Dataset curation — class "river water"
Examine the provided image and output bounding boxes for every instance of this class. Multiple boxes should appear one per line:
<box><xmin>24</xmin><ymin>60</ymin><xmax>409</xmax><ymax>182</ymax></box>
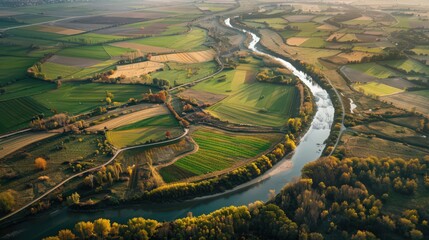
<box><xmin>1</xmin><ymin>18</ymin><xmax>335</xmax><ymax>240</ymax></box>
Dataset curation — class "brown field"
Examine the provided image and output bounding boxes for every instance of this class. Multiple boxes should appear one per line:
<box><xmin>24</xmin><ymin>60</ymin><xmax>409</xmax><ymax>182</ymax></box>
<box><xmin>0</xmin><ymin>10</ymin><xmax>19</xmax><ymax>17</ymax></box>
<box><xmin>340</xmin><ymin>66</ymin><xmax>375</xmax><ymax>83</ymax></box>
<box><xmin>325</xmin><ymin>51</ymin><xmax>373</xmax><ymax>65</ymax></box>
<box><xmin>33</xmin><ymin>25</ymin><xmax>84</xmax><ymax>35</ymax></box>
<box><xmin>326</xmin><ymin>33</ymin><xmax>345</xmax><ymax>42</ymax></box>
<box><xmin>376</xmin><ymin>78</ymin><xmax>420</xmax><ymax>89</ymax></box>
<box><xmin>110</xmin><ymin>42</ymin><xmax>174</xmax><ymax>54</ymax></box>
<box><xmin>0</xmin><ymin>132</ymin><xmax>57</xmax><ymax>159</ymax></box>
<box><xmin>284</xmin><ymin>15</ymin><xmax>315</xmax><ymax>22</ymax></box>
<box><xmin>341</xmin><ymin>132</ymin><xmax>429</xmax><ymax>159</ymax></box>
<box><xmin>54</xmin><ymin>21</ymin><xmax>108</xmax><ymax>31</ymax></box>
<box><xmin>363</xmin><ymin>31</ymin><xmax>385</xmax><ymax>36</ymax></box>
<box><xmin>86</xmin><ymin>105</ymin><xmax>169</xmax><ymax>131</ymax></box>
<box><xmin>111</xmin><ymin>61</ymin><xmax>165</xmax><ymax>79</ymax></box>
<box><xmin>355</xmin><ymin>34</ymin><xmax>381</xmax><ymax>42</ymax></box>
<box><xmin>317</xmin><ymin>24</ymin><xmax>338</xmax><ymax>30</ymax></box>
<box><xmin>150</xmin><ymin>49</ymin><xmax>216</xmax><ymax>63</ymax></box>
<box><xmin>352</xmin><ymin>121</ymin><xmax>418</xmax><ymax>139</ymax></box>
<box><xmin>381</xmin><ymin>92</ymin><xmax>429</xmax><ymax>117</ymax></box>
<box><xmin>47</xmin><ymin>55</ymin><xmax>102</xmax><ymax>67</ymax></box>
<box><xmin>286</xmin><ymin>37</ymin><xmax>309</xmax><ymax>46</ymax></box>
<box><xmin>178</xmin><ymin>89</ymin><xmax>227</xmax><ymax>105</ymax></box>
<box><xmin>109</xmin><ymin>12</ymin><xmax>167</xmax><ymax>19</ymax></box>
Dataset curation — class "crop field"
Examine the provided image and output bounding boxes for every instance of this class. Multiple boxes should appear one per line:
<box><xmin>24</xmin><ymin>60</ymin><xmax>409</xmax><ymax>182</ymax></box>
<box><xmin>342</xmin><ymin>16</ymin><xmax>373</xmax><ymax>25</ymax></box>
<box><xmin>352</xmin><ymin>45</ymin><xmax>384</xmax><ymax>54</ymax></box>
<box><xmin>346</xmin><ymin>63</ymin><xmax>400</xmax><ymax>79</ymax></box>
<box><xmin>111</xmin><ymin>61</ymin><xmax>165</xmax><ymax>79</ymax></box>
<box><xmin>131</xmin><ymin>28</ymin><xmax>208</xmax><ymax>51</ymax></box>
<box><xmin>0</xmin><ymin>56</ymin><xmax>38</xmax><ymax>84</ymax></box>
<box><xmin>196</xmin><ymin>3</ymin><xmax>234</xmax><ymax>12</ymax></box>
<box><xmin>159</xmin><ymin>128</ymin><xmax>280</xmax><ymax>183</ymax></box>
<box><xmin>150</xmin><ymin>49</ymin><xmax>216</xmax><ymax>64</ymax></box>
<box><xmin>289</xmin><ymin>22</ymin><xmax>330</xmax><ymax>37</ymax></box>
<box><xmin>57</xmin><ymin>46</ymin><xmax>111</xmax><ymax>60</ymax></box>
<box><xmin>40</xmin><ymin>62</ymin><xmax>82</xmax><ymax>80</ymax></box>
<box><xmin>284</xmin><ymin>15</ymin><xmax>315</xmax><ymax>22</ymax></box>
<box><xmin>353</xmin><ymin>82</ymin><xmax>404</xmax><ymax>96</ymax></box>
<box><xmin>299</xmin><ymin>37</ymin><xmax>326</xmax><ymax>48</ymax></box>
<box><xmin>0</xmin><ymin>132</ymin><xmax>57</xmax><ymax>159</ymax></box>
<box><xmin>87</xmin><ymin>105</ymin><xmax>169</xmax><ymax>132</ymax></box>
<box><xmin>208</xmin><ymin>83</ymin><xmax>300</xmax><ymax>127</ymax></box>
<box><xmin>151</xmin><ymin>61</ymin><xmax>217</xmax><ymax>85</ymax></box>
<box><xmin>0</xmin><ymin>97</ymin><xmax>51</xmax><ymax>133</ymax></box>
<box><xmin>71</xmin><ymin>60</ymin><xmax>117</xmax><ymax>79</ymax></box>
<box><xmin>384</xmin><ymin>59</ymin><xmax>429</xmax><ymax>75</ymax></box>
<box><xmin>61</xmin><ymin>33</ymin><xmax>127</xmax><ymax>44</ymax></box>
<box><xmin>324</xmin><ymin>51</ymin><xmax>373</xmax><ymax>65</ymax></box>
<box><xmin>0</xmin><ymin>79</ymin><xmax>54</xmax><ymax>101</ymax></box>
<box><xmin>107</xmin><ymin>126</ymin><xmax>183</xmax><ymax>148</ymax></box>
<box><xmin>286</xmin><ymin>37</ymin><xmax>309</xmax><ymax>46</ymax></box>
<box><xmin>249</xmin><ymin>18</ymin><xmax>288</xmax><ymax>29</ymax></box>
<box><xmin>412</xmin><ymin>46</ymin><xmax>429</xmax><ymax>55</ymax></box>
<box><xmin>110</xmin><ymin>42</ymin><xmax>174</xmax><ymax>54</ymax></box>
<box><xmin>32</xmin><ymin>82</ymin><xmax>153</xmax><ymax>115</ymax></box>
<box><xmin>30</xmin><ymin>25</ymin><xmax>84</xmax><ymax>35</ymax></box>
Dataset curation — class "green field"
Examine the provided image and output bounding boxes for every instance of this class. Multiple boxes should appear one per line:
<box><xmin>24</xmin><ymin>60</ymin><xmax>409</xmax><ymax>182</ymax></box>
<box><xmin>384</xmin><ymin>59</ymin><xmax>429</xmax><ymax>75</ymax></box>
<box><xmin>354</xmin><ymin>82</ymin><xmax>404</xmax><ymax>96</ymax></box>
<box><xmin>0</xmin><ymin>79</ymin><xmax>54</xmax><ymax>101</ymax></box>
<box><xmin>411</xmin><ymin>46</ymin><xmax>429</xmax><ymax>55</ymax></box>
<box><xmin>0</xmin><ymin>56</ymin><xmax>37</xmax><ymax>84</ymax></box>
<box><xmin>289</xmin><ymin>22</ymin><xmax>329</xmax><ymax>37</ymax></box>
<box><xmin>57</xmin><ymin>46</ymin><xmax>112</xmax><ymax>60</ymax></box>
<box><xmin>347</xmin><ymin>63</ymin><xmax>400</xmax><ymax>79</ymax></box>
<box><xmin>0</xmin><ymin>96</ymin><xmax>51</xmax><ymax>133</ymax></box>
<box><xmin>151</xmin><ymin>61</ymin><xmax>217</xmax><ymax>85</ymax></box>
<box><xmin>32</xmin><ymin>82</ymin><xmax>153</xmax><ymax>115</ymax></box>
<box><xmin>300</xmin><ymin>37</ymin><xmax>326</xmax><ymax>48</ymax></box>
<box><xmin>41</xmin><ymin>62</ymin><xmax>82</xmax><ymax>80</ymax></box>
<box><xmin>159</xmin><ymin>128</ymin><xmax>279</xmax><ymax>182</ymax></box>
<box><xmin>71</xmin><ymin>60</ymin><xmax>117</xmax><ymax>79</ymax></box>
<box><xmin>352</xmin><ymin>45</ymin><xmax>384</xmax><ymax>54</ymax></box>
<box><xmin>107</xmin><ymin>114</ymin><xmax>182</xmax><ymax>148</ymax></box>
<box><xmin>131</xmin><ymin>28</ymin><xmax>208</xmax><ymax>51</ymax></box>
<box><xmin>250</xmin><ymin>18</ymin><xmax>288</xmax><ymax>29</ymax></box>
<box><xmin>208</xmin><ymin>83</ymin><xmax>299</xmax><ymax>127</ymax></box>
<box><xmin>61</xmin><ymin>33</ymin><xmax>126</xmax><ymax>44</ymax></box>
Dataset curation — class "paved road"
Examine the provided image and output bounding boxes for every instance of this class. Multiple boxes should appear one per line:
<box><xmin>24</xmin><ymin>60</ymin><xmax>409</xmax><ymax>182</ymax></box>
<box><xmin>0</xmin><ymin>128</ymin><xmax>189</xmax><ymax>223</ymax></box>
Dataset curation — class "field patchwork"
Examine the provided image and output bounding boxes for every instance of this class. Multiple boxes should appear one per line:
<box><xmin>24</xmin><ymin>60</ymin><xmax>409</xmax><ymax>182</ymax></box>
<box><xmin>150</xmin><ymin>49</ymin><xmax>216</xmax><ymax>64</ymax></box>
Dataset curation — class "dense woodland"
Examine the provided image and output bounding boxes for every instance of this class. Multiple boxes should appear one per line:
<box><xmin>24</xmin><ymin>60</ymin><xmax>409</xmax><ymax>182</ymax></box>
<box><xmin>45</xmin><ymin>155</ymin><xmax>429</xmax><ymax>239</ymax></box>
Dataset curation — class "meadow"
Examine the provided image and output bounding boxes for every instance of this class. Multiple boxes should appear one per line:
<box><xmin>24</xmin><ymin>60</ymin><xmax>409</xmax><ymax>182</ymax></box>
<box><xmin>0</xmin><ymin>56</ymin><xmax>38</xmax><ymax>84</ymax></box>
<box><xmin>384</xmin><ymin>59</ymin><xmax>429</xmax><ymax>75</ymax></box>
<box><xmin>131</xmin><ymin>28</ymin><xmax>208</xmax><ymax>51</ymax></box>
<box><xmin>346</xmin><ymin>63</ymin><xmax>400</xmax><ymax>79</ymax></box>
<box><xmin>159</xmin><ymin>128</ymin><xmax>280</xmax><ymax>183</ymax></box>
<box><xmin>57</xmin><ymin>46</ymin><xmax>113</xmax><ymax>60</ymax></box>
<box><xmin>249</xmin><ymin>18</ymin><xmax>288</xmax><ymax>29</ymax></box>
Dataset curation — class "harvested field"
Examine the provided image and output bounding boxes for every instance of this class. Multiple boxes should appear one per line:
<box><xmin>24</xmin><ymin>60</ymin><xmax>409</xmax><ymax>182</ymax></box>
<box><xmin>110</xmin><ymin>42</ymin><xmax>174</xmax><ymax>54</ymax></box>
<box><xmin>178</xmin><ymin>89</ymin><xmax>227</xmax><ymax>105</ymax></box>
<box><xmin>284</xmin><ymin>15</ymin><xmax>315</xmax><ymax>22</ymax></box>
<box><xmin>376</xmin><ymin>78</ymin><xmax>420</xmax><ymax>90</ymax></box>
<box><xmin>317</xmin><ymin>24</ymin><xmax>338</xmax><ymax>31</ymax></box>
<box><xmin>33</xmin><ymin>25</ymin><xmax>84</xmax><ymax>35</ymax></box>
<box><xmin>325</xmin><ymin>51</ymin><xmax>373</xmax><ymax>65</ymax></box>
<box><xmin>355</xmin><ymin>34</ymin><xmax>380</xmax><ymax>42</ymax></box>
<box><xmin>111</xmin><ymin>61</ymin><xmax>165</xmax><ymax>79</ymax></box>
<box><xmin>72</xmin><ymin>16</ymin><xmax>147</xmax><ymax>25</ymax></box>
<box><xmin>46</xmin><ymin>55</ymin><xmax>102</xmax><ymax>68</ymax></box>
<box><xmin>150</xmin><ymin>49</ymin><xmax>216</xmax><ymax>63</ymax></box>
<box><xmin>86</xmin><ymin>105</ymin><xmax>168</xmax><ymax>131</ymax></box>
<box><xmin>381</xmin><ymin>91</ymin><xmax>429</xmax><ymax>116</ymax></box>
<box><xmin>109</xmin><ymin>12</ymin><xmax>167</xmax><ymax>19</ymax></box>
<box><xmin>286</xmin><ymin>37</ymin><xmax>309</xmax><ymax>46</ymax></box>
<box><xmin>0</xmin><ymin>132</ymin><xmax>57</xmax><ymax>159</ymax></box>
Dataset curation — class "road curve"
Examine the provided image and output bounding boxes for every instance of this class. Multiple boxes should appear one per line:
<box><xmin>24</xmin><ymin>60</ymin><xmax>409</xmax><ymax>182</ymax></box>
<box><xmin>0</xmin><ymin>128</ymin><xmax>189</xmax><ymax>223</ymax></box>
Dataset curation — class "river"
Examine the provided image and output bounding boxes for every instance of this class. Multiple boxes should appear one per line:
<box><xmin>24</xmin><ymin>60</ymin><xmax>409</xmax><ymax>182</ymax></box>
<box><xmin>0</xmin><ymin>18</ymin><xmax>334</xmax><ymax>240</ymax></box>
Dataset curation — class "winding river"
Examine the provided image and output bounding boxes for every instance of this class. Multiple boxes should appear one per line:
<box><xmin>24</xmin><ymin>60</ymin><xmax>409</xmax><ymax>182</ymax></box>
<box><xmin>0</xmin><ymin>18</ymin><xmax>334</xmax><ymax>240</ymax></box>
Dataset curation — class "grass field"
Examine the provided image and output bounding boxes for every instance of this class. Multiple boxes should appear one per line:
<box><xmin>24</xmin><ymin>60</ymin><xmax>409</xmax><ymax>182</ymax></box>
<box><xmin>208</xmin><ymin>83</ymin><xmax>300</xmax><ymax>127</ymax></box>
<box><xmin>0</xmin><ymin>79</ymin><xmax>54</xmax><ymax>101</ymax></box>
<box><xmin>249</xmin><ymin>18</ymin><xmax>288</xmax><ymax>29</ymax></box>
<box><xmin>347</xmin><ymin>63</ymin><xmax>400</xmax><ymax>79</ymax></box>
<box><xmin>41</xmin><ymin>62</ymin><xmax>82</xmax><ymax>80</ymax></box>
<box><xmin>32</xmin><ymin>82</ymin><xmax>153</xmax><ymax>115</ymax></box>
<box><xmin>411</xmin><ymin>46</ymin><xmax>429</xmax><ymax>55</ymax></box>
<box><xmin>299</xmin><ymin>37</ymin><xmax>326</xmax><ymax>48</ymax></box>
<box><xmin>384</xmin><ymin>59</ymin><xmax>429</xmax><ymax>75</ymax></box>
<box><xmin>131</xmin><ymin>28</ymin><xmax>208</xmax><ymax>51</ymax></box>
<box><xmin>57</xmin><ymin>46</ymin><xmax>112</xmax><ymax>60</ymax></box>
<box><xmin>0</xmin><ymin>56</ymin><xmax>37</xmax><ymax>84</ymax></box>
<box><xmin>159</xmin><ymin>128</ymin><xmax>279</xmax><ymax>182</ymax></box>
<box><xmin>151</xmin><ymin>61</ymin><xmax>217</xmax><ymax>85</ymax></box>
<box><xmin>353</xmin><ymin>82</ymin><xmax>404</xmax><ymax>96</ymax></box>
<box><xmin>0</xmin><ymin>96</ymin><xmax>51</xmax><ymax>133</ymax></box>
<box><xmin>106</xmin><ymin>114</ymin><xmax>181</xmax><ymax>148</ymax></box>
<box><xmin>61</xmin><ymin>33</ymin><xmax>126</xmax><ymax>44</ymax></box>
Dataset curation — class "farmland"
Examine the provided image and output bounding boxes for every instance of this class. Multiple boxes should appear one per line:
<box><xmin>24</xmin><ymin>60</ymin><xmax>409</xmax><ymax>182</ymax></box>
<box><xmin>150</xmin><ymin>49</ymin><xmax>216</xmax><ymax>64</ymax></box>
<box><xmin>159</xmin><ymin>127</ymin><xmax>281</xmax><ymax>183</ymax></box>
<box><xmin>151</xmin><ymin>61</ymin><xmax>218</xmax><ymax>85</ymax></box>
<box><xmin>353</xmin><ymin>82</ymin><xmax>404</xmax><ymax>96</ymax></box>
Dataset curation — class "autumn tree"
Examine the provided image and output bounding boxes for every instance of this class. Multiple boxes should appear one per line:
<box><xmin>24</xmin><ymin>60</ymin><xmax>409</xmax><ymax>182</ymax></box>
<box><xmin>57</xmin><ymin>229</ymin><xmax>75</xmax><ymax>240</ymax></box>
<box><xmin>94</xmin><ymin>218</ymin><xmax>111</xmax><ymax>238</ymax></box>
<box><xmin>0</xmin><ymin>190</ymin><xmax>15</xmax><ymax>213</ymax></box>
<box><xmin>75</xmin><ymin>221</ymin><xmax>94</xmax><ymax>239</ymax></box>
<box><xmin>35</xmin><ymin>157</ymin><xmax>47</xmax><ymax>171</ymax></box>
<box><xmin>67</xmin><ymin>192</ymin><xmax>80</xmax><ymax>205</ymax></box>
